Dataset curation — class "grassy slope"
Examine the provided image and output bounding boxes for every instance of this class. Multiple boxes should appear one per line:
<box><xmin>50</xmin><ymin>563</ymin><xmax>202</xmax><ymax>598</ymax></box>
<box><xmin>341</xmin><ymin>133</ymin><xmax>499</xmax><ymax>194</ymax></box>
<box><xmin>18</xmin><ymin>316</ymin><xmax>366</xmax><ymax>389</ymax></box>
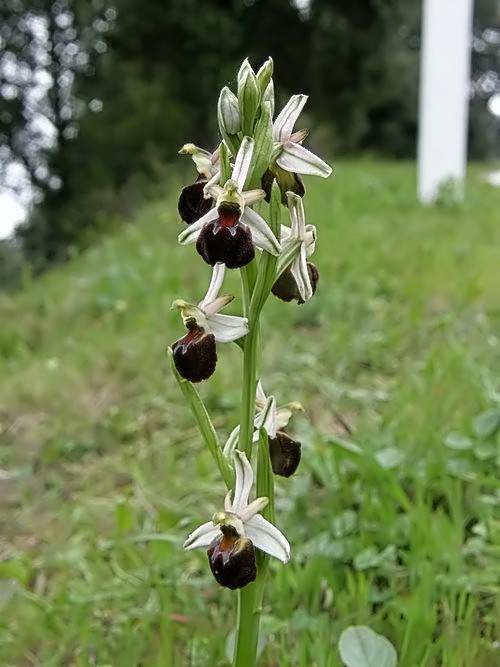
<box><xmin>0</xmin><ymin>161</ymin><xmax>499</xmax><ymax>666</ymax></box>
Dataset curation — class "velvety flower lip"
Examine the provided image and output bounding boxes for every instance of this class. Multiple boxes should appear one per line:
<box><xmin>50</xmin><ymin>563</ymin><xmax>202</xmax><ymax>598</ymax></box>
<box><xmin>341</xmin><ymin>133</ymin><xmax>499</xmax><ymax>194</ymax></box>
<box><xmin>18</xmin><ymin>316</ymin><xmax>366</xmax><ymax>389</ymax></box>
<box><xmin>272</xmin><ymin>94</ymin><xmax>332</xmax><ymax>178</ymax></box>
<box><xmin>183</xmin><ymin>450</ymin><xmax>290</xmax><ymax>563</ymax></box>
<box><xmin>178</xmin><ymin>138</ymin><xmax>281</xmax><ymax>257</ymax></box>
<box><xmin>279</xmin><ymin>192</ymin><xmax>317</xmax><ymax>303</ymax></box>
<box><xmin>172</xmin><ymin>264</ymin><xmax>248</xmax><ymax>344</ymax></box>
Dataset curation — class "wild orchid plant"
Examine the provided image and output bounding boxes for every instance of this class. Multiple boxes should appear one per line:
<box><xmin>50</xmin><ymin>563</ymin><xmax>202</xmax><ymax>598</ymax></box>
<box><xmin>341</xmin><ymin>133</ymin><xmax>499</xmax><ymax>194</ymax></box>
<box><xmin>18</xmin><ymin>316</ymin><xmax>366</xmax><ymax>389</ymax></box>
<box><xmin>169</xmin><ymin>57</ymin><xmax>331</xmax><ymax>666</ymax></box>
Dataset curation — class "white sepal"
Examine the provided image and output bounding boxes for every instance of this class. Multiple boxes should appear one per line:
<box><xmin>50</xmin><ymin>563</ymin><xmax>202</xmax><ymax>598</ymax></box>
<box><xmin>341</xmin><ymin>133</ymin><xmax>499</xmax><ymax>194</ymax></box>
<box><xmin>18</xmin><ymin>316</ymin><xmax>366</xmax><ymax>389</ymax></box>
<box><xmin>278</xmin><ymin>141</ymin><xmax>333</xmax><ymax>177</ymax></box>
<box><xmin>199</xmin><ymin>264</ymin><xmax>226</xmax><ymax>310</ymax></box>
<box><xmin>208</xmin><ymin>313</ymin><xmax>249</xmax><ymax>343</ymax></box>
<box><xmin>232</xmin><ymin>137</ymin><xmax>255</xmax><ymax>192</ymax></box>
<box><xmin>254</xmin><ymin>394</ymin><xmax>278</xmax><ymax>438</ymax></box>
<box><xmin>178</xmin><ymin>208</ymin><xmax>217</xmax><ymax>246</ymax></box>
<box><xmin>183</xmin><ymin>521</ymin><xmax>220</xmax><ymax>550</ymax></box>
<box><xmin>231</xmin><ymin>449</ymin><xmax>254</xmax><ymax>510</ymax></box>
<box><xmin>242</xmin><ymin>207</ymin><xmax>281</xmax><ymax>256</ymax></box>
<box><xmin>273</xmin><ymin>94</ymin><xmax>308</xmax><ymax>144</ymax></box>
<box><xmin>245</xmin><ymin>513</ymin><xmax>290</xmax><ymax>563</ymax></box>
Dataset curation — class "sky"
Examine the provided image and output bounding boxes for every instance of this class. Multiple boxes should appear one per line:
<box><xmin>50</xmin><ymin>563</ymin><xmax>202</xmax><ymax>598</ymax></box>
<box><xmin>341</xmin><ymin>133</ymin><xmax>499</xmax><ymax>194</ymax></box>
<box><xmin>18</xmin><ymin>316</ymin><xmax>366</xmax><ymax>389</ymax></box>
<box><xmin>0</xmin><ymin>193</ymin><xmax>26</xmax><ymax>239</ymax></box>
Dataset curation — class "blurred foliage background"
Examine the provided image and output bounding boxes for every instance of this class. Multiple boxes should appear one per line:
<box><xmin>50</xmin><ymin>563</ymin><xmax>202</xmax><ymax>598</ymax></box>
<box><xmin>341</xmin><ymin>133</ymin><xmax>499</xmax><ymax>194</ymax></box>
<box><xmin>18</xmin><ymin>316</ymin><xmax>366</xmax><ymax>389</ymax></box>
<box><xmin>0</xmin><ymin>0</ymin><xmax>499</xmax><ymax>278</ymax></box>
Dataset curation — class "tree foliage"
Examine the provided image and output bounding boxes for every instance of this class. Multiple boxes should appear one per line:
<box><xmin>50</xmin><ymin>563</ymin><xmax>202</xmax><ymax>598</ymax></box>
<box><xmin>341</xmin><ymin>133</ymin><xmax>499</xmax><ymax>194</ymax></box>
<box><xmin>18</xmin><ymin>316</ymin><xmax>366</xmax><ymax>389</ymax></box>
<box><xmin>0</xmin><ymin>0</ymin><xmax>498</xmax><ymax>274</ymax></box>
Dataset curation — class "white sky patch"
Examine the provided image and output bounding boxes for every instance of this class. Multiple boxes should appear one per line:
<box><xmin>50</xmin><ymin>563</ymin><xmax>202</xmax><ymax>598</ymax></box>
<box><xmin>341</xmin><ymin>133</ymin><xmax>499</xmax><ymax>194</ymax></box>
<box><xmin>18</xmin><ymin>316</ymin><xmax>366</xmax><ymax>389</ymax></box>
<box><xmin>0</xmin><ymin>192</ymin><xmax>26</xmax><ymax>239</ymax></box>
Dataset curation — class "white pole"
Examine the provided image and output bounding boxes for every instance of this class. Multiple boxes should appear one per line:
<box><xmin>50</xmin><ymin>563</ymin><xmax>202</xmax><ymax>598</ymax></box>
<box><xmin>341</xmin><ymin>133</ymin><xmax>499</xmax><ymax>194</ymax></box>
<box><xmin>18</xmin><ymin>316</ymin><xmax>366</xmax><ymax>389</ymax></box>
<box><xmin>417</xmin><ymin>0</ymin><xmax>474</xmax><ymax>203</ymax></box>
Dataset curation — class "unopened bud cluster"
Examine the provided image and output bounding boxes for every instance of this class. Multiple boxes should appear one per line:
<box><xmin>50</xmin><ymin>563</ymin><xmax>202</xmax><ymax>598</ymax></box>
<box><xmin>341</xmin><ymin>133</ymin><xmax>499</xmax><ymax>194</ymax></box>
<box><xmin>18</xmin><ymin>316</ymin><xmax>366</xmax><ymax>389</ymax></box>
<box><xmin>170</xmin><ymin>58</ymin><xmax>332</xmax><ymax>590</ymax></box>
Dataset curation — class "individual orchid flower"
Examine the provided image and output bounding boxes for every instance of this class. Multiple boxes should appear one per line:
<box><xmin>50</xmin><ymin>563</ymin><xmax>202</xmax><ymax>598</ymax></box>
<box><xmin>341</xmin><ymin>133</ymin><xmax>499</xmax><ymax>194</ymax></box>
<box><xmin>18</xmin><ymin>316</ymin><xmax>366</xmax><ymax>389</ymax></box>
<box><xmin>223</xmin><ymin>382</ymin><xmax>302</xmax><ymax>477</ymax></box>
<box><xmin>177</xmin><ymin>144</ymin><xmax>221</xmax><ymax>225</ymax></box>
<box><xmin>178</xmin><ymin>137</ymin><xmax>281</xmax><ymax>269</ymax></box>
<box><xmin>184</xmin><ymin>449</ymin><xmax>290</xmax><ymax>589</ymax></box>
<box><xmin>262</xmin><ymin>94</ymin><xmax>332</xmax><ymax>204</ymax></box>
<box><xmin>254</xmin><ymin>382</ymin><xmax>302</xmax><ymax>477</ymax></box>
<box><xmin>272</xmin><ymin>192</ymin><xmax>319</xmax><ymax>304</ymax></box>
<box><xmin>272</xmin><ymin>95</ymin><xmax>332</xmax><ymax>178</ymax></box>
<box><xmin>171</xmin><ymin>264</ymin><xmax>248</xmax><ymax>382</ymax></box>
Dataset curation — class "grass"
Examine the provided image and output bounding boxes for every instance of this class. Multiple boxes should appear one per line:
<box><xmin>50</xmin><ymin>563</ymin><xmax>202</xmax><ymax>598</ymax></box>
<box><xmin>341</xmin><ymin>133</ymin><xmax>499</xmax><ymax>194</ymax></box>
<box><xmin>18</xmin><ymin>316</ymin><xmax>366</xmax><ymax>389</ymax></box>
<box><xmin>1</xmin><ymin>160</ymin><xmax>499</xmax><ymax>666</ymax></box>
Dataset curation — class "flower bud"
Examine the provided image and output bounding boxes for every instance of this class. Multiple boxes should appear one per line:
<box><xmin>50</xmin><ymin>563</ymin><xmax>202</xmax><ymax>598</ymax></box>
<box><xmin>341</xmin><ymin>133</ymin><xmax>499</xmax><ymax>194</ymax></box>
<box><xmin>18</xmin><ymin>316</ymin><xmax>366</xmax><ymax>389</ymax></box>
<box><xmin>272</xmin><ymin>262</ymin><xmax>319</xmax><ymax>304</ymax></box>
<box><xmin>256</xmin><ymin>58</ymin><xmax>273</xmax><ymax>101</ymax></box>
<box><xmin>251</xmin><ymin>101</ymin><xmax>274</xmax><ymax>183</ymax></box>
<box><xmin>269</xmin><ymin>431</ymin><xmax>301</xmax><ymax>477</ymax></box>
<box><xmin>218</xmin><ymin>86</ymin><xmax>241</xmax><ymax>135</ymax></box>
<box><xmin>262</xmin><ymin>79</ymin><xmax>275</xmax><ymax>117</ymax></box>
<box><xmin>178</xmin><ymin>178</ymin><xmax>213</xmax><ymax>225</ymax></box>
<box><xmin>207</xmin><ymin>526</ymin><xmax>257</xmax><ymax>589</ymax></box>
<box><xmin>237</xmin><ymin>58</ymin><xmax>259</xmax><ymax>136</ymax></box>
<box><xmin>196</xmin><ymin>202</ymin><xmax>255</xmax><ymax>269</ymax></box>
<box><xmin>171</xmin><ymin>327</ymin><xmax>217</xmax><ymax>383</ymax></box>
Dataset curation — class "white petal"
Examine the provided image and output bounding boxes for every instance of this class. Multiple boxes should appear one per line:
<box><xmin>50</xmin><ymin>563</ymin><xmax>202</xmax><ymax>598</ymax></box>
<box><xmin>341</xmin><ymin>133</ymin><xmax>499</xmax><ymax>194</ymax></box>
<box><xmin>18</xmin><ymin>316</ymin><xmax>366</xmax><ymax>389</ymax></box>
<box><xmin>239</xmin><ymin>497</ymin><xmax>268</xmax><ymax>522</ymax></box>
<box><xmin>279</xmin><ymin>224</ymin><xmax>292</xmax><ymax>245</ymax></box>
<box><xmin>276</xmin><ymin>403</ymin><xmax>301</xmax><ymax>430</ymax></box>
<box><xmin>242</xmin><ymin>207</ymin><xmax>281</xmax><ymax>256</ymax></box>
<box><xmin>199</xmin><ymin>264</ymin><xmax>225</xmax><ymax>310</ymax></box>
<box><xmin>286</xmin><ymin>191</ymin><xmax>305</xmax><ymax>238</ymax></box>
<box><xmin>224</xmin><ymin>490</ymin><xmax>233</xmax><ymax>512</ymax></box>
<box><xmin>255</xmin><ymin>380</ymin><xmax>267</xmax><ymax>403</ymax></box>
<box><xmin>303</xmin><ymin>224</ymin><xmax>317</xmax><ymax>257</ymax></box>
<box><xmin>208</xmin><ymin>313</ymin><xmax>249</xmax><ymax>343</ymax></box>
<box><xmin>242</xmin><ymin>188</ymin><xmax>266</xmax><ymax>206</ymax></box>
<box><xmin>204</xmin><ymin>294</ymin><xmax>233</xmax><ymax>317</ymax></box>
<box><xmin>178</xmin><ymin>207</ymin><xmax>218</xmax><ymax>245</ymax></box>
<box><xmin>273</xmin><ymin>94</ymin><xmax>308</xmax><ymax>143</ymax></box>
<box><xmin>254</xmin><ymin>395</ymin><xmax>277</xmax><ymax>438</ymax></box>
<box><xmin>232</xmin><ymin>137</ymin><xmax>254</xmax><ymax>192</ymax></box>
<box><xmin>245</xmin><ymin>514</ymin><xmax>290</xmax><ymax>563</ymax></box>
<box><xmin>277</xmin><ymin>142</ymin><xmax>332</xmax><ymax>177</ymax></box>
<box><xmin>223</xmin><ymin>426</ymin><xmax>240</xmax><ymax>459</ymax></box>
<box><xmin>231</xmin><ymin>450</ymin><xmax>254</xmax><ymax>511</ymax></box>
<box><xmin>183</xmin><ymin>521</ymin><xmax>219</xmax><ymax>550</ymax></box>
<box><xmin>291</xmin><ymin>245</ymin><xmax>312</xmax><ymax>302</ymax></box>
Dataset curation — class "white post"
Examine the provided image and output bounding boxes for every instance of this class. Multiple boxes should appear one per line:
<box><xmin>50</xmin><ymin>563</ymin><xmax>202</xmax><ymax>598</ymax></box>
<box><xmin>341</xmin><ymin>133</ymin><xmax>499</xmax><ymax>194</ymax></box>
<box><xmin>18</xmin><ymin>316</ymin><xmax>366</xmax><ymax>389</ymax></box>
<box><xmin>417</xmin><ymin>0</ymin><xmax>474</xmax><ymax>203</ymax></box>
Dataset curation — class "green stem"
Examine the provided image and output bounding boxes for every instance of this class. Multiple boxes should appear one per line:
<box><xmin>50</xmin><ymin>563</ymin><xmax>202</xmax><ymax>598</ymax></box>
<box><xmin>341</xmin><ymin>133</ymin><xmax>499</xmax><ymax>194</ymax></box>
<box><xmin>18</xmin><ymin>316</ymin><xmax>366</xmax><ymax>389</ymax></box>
<box><xmin>234</xmin><ymin>582</ymin><xmax>260</xmax><ymax>667</ymax></box>
<box><xmin>238</xmin><ymin>320</ymin><xmax>260</xmax><ymax>459</ymax></box>
<box><xmin>238</xmin><ymin>262</ymin><xmax>259</xmax><ymax>460</ymax></box>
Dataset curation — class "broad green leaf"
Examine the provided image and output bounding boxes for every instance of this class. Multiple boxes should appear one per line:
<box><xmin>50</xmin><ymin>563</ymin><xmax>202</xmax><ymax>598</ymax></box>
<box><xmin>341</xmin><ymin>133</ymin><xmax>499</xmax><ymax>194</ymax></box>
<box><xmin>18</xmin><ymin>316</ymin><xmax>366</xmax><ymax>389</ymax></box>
<box><xmin>339</xmin><ymin>625</ymin><xmax>397</xmax><ymax>667</ymax></box>
<box><xmin>472</xmin><ymin>408</ymin><xmax>500</xmax><ymax>439</ymax></box>
<box><xmin>443</xmin><ymin>432</ymin><xmax>473</xmax><ymax>450</ymax></box>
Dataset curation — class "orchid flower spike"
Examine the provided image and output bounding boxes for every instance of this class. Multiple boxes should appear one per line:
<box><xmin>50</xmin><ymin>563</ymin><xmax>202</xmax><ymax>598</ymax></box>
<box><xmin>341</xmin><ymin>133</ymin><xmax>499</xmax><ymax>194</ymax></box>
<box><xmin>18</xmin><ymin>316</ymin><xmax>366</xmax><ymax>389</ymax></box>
<box><xmin>170</xmin><ymin>264</ymin><xmax>248</xmax><ymax>382</ymax></box>
<box><xmin>178</xmin><ymin>137</ymin><xmax>281</xmax><ymax>268</ymax></box>
<box><xmin>273</xmin><ymin>192</ymin><xmax>319</xmax><ymax>304</ymax></box>
<box><xmin>184</xmin><ymin>450</ymin><xmax>290</xmax><ymax>588</ymax></box>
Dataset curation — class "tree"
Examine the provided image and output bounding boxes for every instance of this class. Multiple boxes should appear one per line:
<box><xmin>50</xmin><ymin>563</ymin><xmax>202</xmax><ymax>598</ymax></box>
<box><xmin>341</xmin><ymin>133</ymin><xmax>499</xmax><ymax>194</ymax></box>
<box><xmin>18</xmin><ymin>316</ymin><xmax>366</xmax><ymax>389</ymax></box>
<box><xmin>0</xmin><ymin>0</ymin><xmax>110</xmax><ymax>200</ymax></box>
